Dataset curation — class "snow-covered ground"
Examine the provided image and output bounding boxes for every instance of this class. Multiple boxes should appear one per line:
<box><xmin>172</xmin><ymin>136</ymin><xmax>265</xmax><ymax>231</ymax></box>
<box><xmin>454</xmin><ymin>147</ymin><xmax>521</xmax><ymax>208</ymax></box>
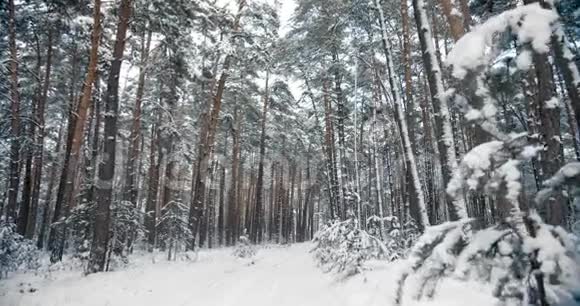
<box><xmin>0</xmin><ymin>243</ymin><xmax>495</xmax><ymax>306</ymax></box>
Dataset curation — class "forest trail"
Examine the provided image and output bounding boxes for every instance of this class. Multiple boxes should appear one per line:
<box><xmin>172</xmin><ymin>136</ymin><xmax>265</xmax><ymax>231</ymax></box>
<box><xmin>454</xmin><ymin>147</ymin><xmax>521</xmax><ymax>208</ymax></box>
<box><xmin>0</xmin><ymin>243</ymin><xmax>396</xmax><ymax>306</ymax></box>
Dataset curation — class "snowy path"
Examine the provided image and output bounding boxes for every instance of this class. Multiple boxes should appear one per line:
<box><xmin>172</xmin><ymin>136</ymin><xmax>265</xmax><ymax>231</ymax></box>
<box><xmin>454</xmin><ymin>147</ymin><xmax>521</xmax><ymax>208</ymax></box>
<box><xmin>0</xmin><ymin>243</ymin><xmax>495</xmax><ymax>306</ymax></box>
<box><xmin>0</xmin><ymin>243</ymin><xmax>393</xmax><ymax>306</ymax></box>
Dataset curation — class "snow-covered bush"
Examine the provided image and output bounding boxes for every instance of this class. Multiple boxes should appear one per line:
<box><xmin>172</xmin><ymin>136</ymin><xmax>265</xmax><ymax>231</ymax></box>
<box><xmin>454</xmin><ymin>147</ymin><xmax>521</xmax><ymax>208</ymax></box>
<box><xmin>157</xmin><ymin>200</ymin><xmax>192</xmax><ymax>261</ymax></box>
<box><xmin>395</xmin><ymin>217</ymin><xmax>580</xmax><ymax>305</ymax></box>
<box><xmin>312</xmin><ymin>218</ymin><xmax>393</xmax><ymax>277</ymax></box>
<box><xmin>394</xmin><ymin>3</ymin><xmax>580</xmax><ymax>305</ymax></box>
<box><xmin>366</xmin><ymin>215</ymin><xmax>414</xmax><ymax>257</ymax></box>
<box><xmin>233</xmin><ymin>230</ymin><xmax>256</xmax><ymax>259</ymax></box>
<box><xmin>110</xmin><ymin>200</ymin><xmax>146</xmax><ymax>256</ymax></box>
<box><xmin>0</xmin><ymin>221</ymin><xmax>40</xmax><ymax>279</ymax></box>
<box><xmin>65</xmin><ymin>202</ymin><xmax>94</xmax><ymax>257</ymax></box>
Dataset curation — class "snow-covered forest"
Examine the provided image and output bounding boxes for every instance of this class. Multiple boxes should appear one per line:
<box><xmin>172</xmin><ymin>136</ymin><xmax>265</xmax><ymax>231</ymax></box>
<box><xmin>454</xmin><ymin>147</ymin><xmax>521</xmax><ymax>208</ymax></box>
<box><xmin>1</xmin><ymin>0</ymin><xmax>580</xmax><ymax>304</ymax></box>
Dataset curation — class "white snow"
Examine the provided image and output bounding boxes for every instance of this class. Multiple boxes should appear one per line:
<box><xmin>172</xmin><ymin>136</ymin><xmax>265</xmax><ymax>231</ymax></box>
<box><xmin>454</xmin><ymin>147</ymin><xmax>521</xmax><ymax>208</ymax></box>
<box><xmin>447</xmin><ymin>141</ymin><xmax>504</xmax><ymax>196</ymax></box>
<box><xmin>0</xmin><ymin>243</ymin><xmax>499</xmax><ymax>306</ymax></box>
<box><xmin>516</xmin><ymin>50</ymin><xmax>532</xmax><ymax>71</ymax></box>
<box><xmin>545</xmin><ymin>97</ymin><xmax>560</xmax><ymax>109</ymax></box>
<box><xmin>520</xmin><ymin>145</ymin><xmax>543</xmax><ymax>159</ymax></box>
<box><xmin>446</xmin><ymin>3</ymin><xmax>558</xmax><ymax>78</ymax></box>
<box><xmin>497</xmin><ymin>159</ymin><xmax>521</xmax><ymax>204</ymax></box>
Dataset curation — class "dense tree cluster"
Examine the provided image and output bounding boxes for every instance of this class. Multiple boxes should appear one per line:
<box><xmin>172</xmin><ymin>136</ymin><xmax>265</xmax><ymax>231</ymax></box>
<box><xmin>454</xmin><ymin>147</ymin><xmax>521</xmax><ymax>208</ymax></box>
<box><xmin>1</xmin><ymin>1</ymin><xmax>579</xmax><ymax>302</ymax></box>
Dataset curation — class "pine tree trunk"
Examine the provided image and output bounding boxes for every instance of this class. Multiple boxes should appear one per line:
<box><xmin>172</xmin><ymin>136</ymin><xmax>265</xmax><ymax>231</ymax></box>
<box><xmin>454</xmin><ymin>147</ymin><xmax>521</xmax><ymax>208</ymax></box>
<box><xmin>227</xmin><ymin>106</ymin><xmax>242</xmax><ymax>245</ymax></box>
<box><xmin>83</xmin><ymin>70</ymin><xmax>101</xmax><ymax>207</ymax></box>
<box><xmin>370</xmin><ymin>77</ymin><xmax>386</xmax><ymax>237</ymax></box>
<box><xmin>523</xmin><ymin>72</ymin><xmax>542</xmax><ymax>192</ymax></box>
<box><xmin>268</xmin><ymin>162</ymin><xmax>276</xmax><ymax>241</ymax></box>
<box><xmin>89</xmin><ymin>0</ymin><xmax>132</xmax><ymax>273</ymax></box>
<box><xmin>552</xmin><ymin>30</ymin><xmax>580</xmax><ymax>132</ymax></box>
<box><xmin>401</xmin><ymin>0</ymin><xmax>418</xmax><ymax>155</ymax></box>
<box><xmin>18</xmin><ymin>35</ymin><xmax>44</xmax><ymax>237</ymax></box>
<box><xmin>162</xmin><ymin>46</ymin><xmax>180</xmax><ymax>216</ymax></box>
<box><xmin>218</xmin><ymin>165</ymin><xmax>225</xmax><ymax>246</ymax></box>
<box><xmin>6</xmin><ymin>0</ymin><xmax>21</xmax><ymax>222</ymax></box>
<box><xmin>29</xmin><ymin>29</ymin><xmax>53</xmax><ymax>239</ymax></box>
<box><xmin>436</xmin><ymin>0</ymin><xmax>465</xmax><ymax>41</ymax></box>
<box><xmin>323</xmin><ymin>79</ymin><xmax>340</xmax><ymax>220</ymax></box>
<box><xmin>410</xmin><ymin>0</ymin><xmax>467</xmax><ymax>221</ymax></box>
<box><xmin>37</xmin><ymin>122</ymin><xmax>64</xmax><ymax>249</ymax></box>
<box><xmin>252</xmin><ymin>72</ymin><xmax>269</xmax><ymax>243</ymax></box>
<box><xmin>377</xmin><ymin>0</ymin><xmax>430</xmax><ymax>229</ymax></box>
<box><xmin>146</xmin><ymin>121</ymin><xmax>160</xmax><ymax>251</ymax></box>
<box><xmin>332</xmin><ymin>50</ymin><xmax>348</xmax><ymax>219</ymax></box>
<box><xmin>532</xmin><ymin>51</ymin><xmax>566</xmax><ymax>226</ymax></box>
<box><xmin>125</xmin><ymin>29</ymin><xmax>152</xmax><ymax>207</ymax></box>
<box><xmin>190</xmin><ymin>0</ymin><xmax>246</xmax><ymax>249</ymax></box>
<box><xmin>49</xmin><ymin>0</ymin><xmax>101</xmax><ymax>263</ymax></box>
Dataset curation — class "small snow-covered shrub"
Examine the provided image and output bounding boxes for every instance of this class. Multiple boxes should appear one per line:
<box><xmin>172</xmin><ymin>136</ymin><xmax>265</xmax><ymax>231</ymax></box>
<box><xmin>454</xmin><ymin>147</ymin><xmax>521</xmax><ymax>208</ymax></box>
<box><xmin>0</xmin><ymin>221</ymin><xmax>40</xmax><ymax>279</ymax></box>
<box><xmin>395</xmin><ymin>216</ymin><xmax>580</xmax><ymax>305</ymax></box>
<box><xmin>157</xmin><ymin>201</ymin><xmax>192</xmax><ymax>261</ymax></box>
<box><xmin>110</xmin><ymin>200</ymin><xmax>146</xmax><ymax>256</ymax></box>
<box><xmin>63</xmin><ymin>202</ymin><xmax>95</xmax><ymax>255</ymax></box>
<box><xmin>366</xmin><ymin>215</ymin><xmax>413</xmax><ymax>258</ymax></box>
<box><xmin>312</xmin><ymin>218</ymin><xmax>392</xmax><ymax>276</ymax></box>
<box><xmin>233</xmin><ymin>231</ymin><xmax>256</xmax><ymax>259</ymax></box>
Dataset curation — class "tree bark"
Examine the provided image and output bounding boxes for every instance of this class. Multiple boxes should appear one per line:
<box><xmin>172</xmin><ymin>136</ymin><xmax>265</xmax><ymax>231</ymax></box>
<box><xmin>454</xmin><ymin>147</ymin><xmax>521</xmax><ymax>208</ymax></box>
<box><xmin>18</xmin><ymin>34</ymin><xmax>43</xmax><ymax>237</ymax></box>
<box><xmin>377</xmin><ymin>0</ymin><xmax>430</xmax><ymax>230</ymax></box>
<box><xmin>533</xmin><ymin>52</ymin><xmax>566</xmax><ymax>226</ymax></box>
<box><xmin>37</xmin><ymin>122</ymin><xmax>64</xmax><ymax>249</ymax></box>
<box><xmin>552</xmin><ymin>30</ymin><xmax>580</xmax><ymax>133</ymax></box>
<box><xmin>227</xmin><ymin>105</ymin><xmax>242</xmax><ymax>245</ymax></box>
<box><xmin>332</xmin><ymin>49</ymin><xmax>348</xmax><ymax>219</ymax></box>
<box><xmin>322</xmin><ymin>78</ymin><xmax>340</xmax><ymax>220</ymax></box>
<box><xmin>436</xmin><ymin>0</ymin><xmax>465</xmax><ymax>41</ymax></box>
<box><xmin>29</xmin><ymin>29</ymin><xmax>54</xmax><ymax>239</ymax></box>
<box><xmin>190</xmin><ymin>0</ymin><xmax>246</xmax><ymax>249</ymax></box>
<box><xmin>252</xmin><ymin>71</ymin><xmax>269</xmax><ymax>243</ymax></box>
<box><xmin>49</xmin><ymin>0</ymin><xmax>101</xmax><ymax>263</ymax></box>
<box><xmin>410</xmin><ymin>0</ymin><xmax>467</xmax><ymax>221</ymax></box>
<box><xmin>6</xmin><ymin>0</ymin><xmax>21</xmax><ymax>222</ymax></box>
<box><xmin>89</xmin><ymin>0</ymin><xmax>132</xmax><ymax>273</ymax></box>
<box><xmin>125</xmin><ymin>29</ymin><xmax>152</xmax><ymax>207</ymax></box>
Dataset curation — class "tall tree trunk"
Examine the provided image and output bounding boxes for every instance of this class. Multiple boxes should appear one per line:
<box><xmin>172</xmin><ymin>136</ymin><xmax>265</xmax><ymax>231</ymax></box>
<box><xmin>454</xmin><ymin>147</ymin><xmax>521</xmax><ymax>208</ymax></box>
<box><xmin>49</xmin><ymin>0</ymin><xmax>101</xmax><ymax>263</ymax></box>
<box><xmin>552</xmin><ymin>29</ymin><xmax>580</xmax><ymax>132</ymax></box>
<box><xmin>402</xmin><ymin>0</ymin><xmax>423</xmax><ymax>226</ymax></box>
<box><xmin>401</xmin><ymin>0</ymin><xmax>418</xmax><ymax>155</ymax></box>
<box><xmin>227</xmin><ymin>105</ymin><xmax>242</xmax><ymax>245</ymax></box>
<box><xmin>6</xmin><ymin>0</ymin><xmax>21</xmax><ymax>222</ymax></box>
<box><xmin>29</xmin><ymin>29</ymin><xmax>54</xmax><ymax>239</ymax></box>
<box><xmin>190</xmin><ymin>0</ymin><xmax>246</xmax><ymax>249</ymax></box>
<box><xmin>37</xmin><ymin>123</ymin><xmax>64</xmax><ymax>249</ymax></box>
<box><xmin>533</xmin><ymin>54</ymin><xmax>565</xmax><ymax>226</ymax></box>
<box><xmin>125</xmin><ymin>29</ymin><xmax>152</xmax><ymax>207</ymax></box>
<box><xmin>376</xmin><ymin>0</ymin><xmax>430</xmax><ymax>230</ymax></box>
<box><xmin>252</xmin><ymin>72</ymin><xmax>269</xmax><ymax>243</ymax></box>
<box><xmin>84</xmin><ymin>70</ymin><xmax>101</xmax><ymax>206</ymax></box>
<box><xmin>522</xmin><ymin>0</ymin><xmax>566</xmax><ymax>226</ymax></box>
<box><xmin>145</xmin><ymin>123</ymin><xmax>159</xmax><ymax>251</ymax></box>
<box><xmin>18</xmin><ymin>34</ymin><xmax>43</xmax><ymax>237</ymax></box>
<box><xmin>218</xmin><ymin>164</ymin><xmax>225</xmax><ymax>246</ymax></box>
<box><xmin>410</xmin><ymin>0</ymin><xmax>467</xmax><ymax>221</ymax></box>
<box><xmin>437</xmin><ymin>0</ymin><xmax>465</xmax><ymax>41</ymax></box>
<box><xmin>322</xmin><ymin>79</ymin><xmax>340</xmax><ymax>220</ymax></box>
<box><xmin>371</xmin><ymin>76</ymin><xmax>386</xmax><ymax>237</ymax></box>
<box><xmin>331</xmin><ymin>49</ymin><xmax>348</xmax><ymax>219</ymax></box>
<box><xmin>89</xmin><ymin>0</ymin><xmax>132</xmax><ymax>273</ymax></box>
<box><xmin>161</xmin><ymin>45</ymin><xmax>180</xmax><ymax>219</ymax></box>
